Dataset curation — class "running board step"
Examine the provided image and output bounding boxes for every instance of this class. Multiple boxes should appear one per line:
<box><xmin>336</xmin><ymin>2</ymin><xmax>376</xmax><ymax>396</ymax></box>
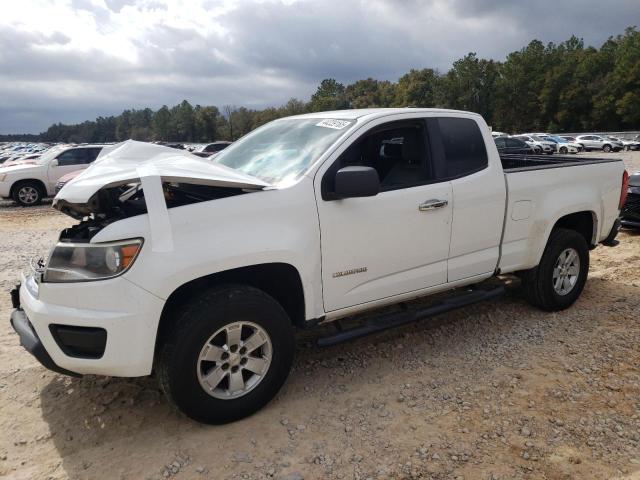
<box><xmin>316</xmin><ymin>285</ymin><xmax>505</xmax><ymax>347</ymax></box>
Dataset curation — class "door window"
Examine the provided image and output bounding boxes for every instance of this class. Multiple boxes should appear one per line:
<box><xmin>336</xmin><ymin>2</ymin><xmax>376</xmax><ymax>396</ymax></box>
<box><xmin>56</xmin><ymin>149</ymin><xmax>87</xmax><ymax>166</ymax></box>
<box><xmin>324</xmin><ymin>120</ymin><xmax>433</xmax><ymax>195</ymax></box>
<box><xmin>506</xmin><ymin>138</ymin><xmax>524</xmax><ymax>148</ymax></box>
<box><xmin>85</xmin><ymin>147</ymin><xmax>103</xmax><ymax>163</ymax></box>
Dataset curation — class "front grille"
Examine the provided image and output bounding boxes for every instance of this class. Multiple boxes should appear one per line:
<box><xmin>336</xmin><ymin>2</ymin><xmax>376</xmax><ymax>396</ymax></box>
<box><xmin>622</xmin><ymin>193</ymin><xmax>640</xmax><ymax>219</ymax></box>
<box><xmin>623</xmin><ymin>193</ymin><xmax>640</xmax><ymax>210</ymax></box>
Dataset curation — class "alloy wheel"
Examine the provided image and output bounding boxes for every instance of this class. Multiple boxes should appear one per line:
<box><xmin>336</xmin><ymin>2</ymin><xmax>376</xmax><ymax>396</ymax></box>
<box><xmin>17</xmin><ymin>186</ymin><xmax>39</xmax><ymax>205</ymax></box>
<box><xmin>552</xmin><ymin>248</ymin><xmax>580</xmax><ymax>296</ymax></box>
<box><xmin>197</xmin><ymin>321</ymin><xmax>272</xmax><ymax>400</ymax></box>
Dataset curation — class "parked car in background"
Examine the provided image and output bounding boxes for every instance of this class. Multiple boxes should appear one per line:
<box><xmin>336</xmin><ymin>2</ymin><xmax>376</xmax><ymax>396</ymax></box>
<box><xmin>199</xmin><ymin>141</ymin><xmax>232</xmax><ymax>155</ymax></box>
<box><xmin>513</xmin><ymin>135</ymin><xmax>555</xmax><ymax>154</ymax></box>
<box><xmin>542</xmin><ymin>135</ymin><xmax>581</xmax><ymax>154</ymax></box>
<box><xmin>575</xmin><ymin>135</ymin><xmax>623</xmax><ymax>152</ymax></box>
<box><xmin>491</xmin><ymin>131</ymin><xmax>508</xmax><ymax>138</ymax></box>
<box><xmin>54</xmin><ymin>170</ymin><xmax>82</xmax><ymax>194</ymax></box>
<box><xmin>0</xmin><ymin>144</ymin><xmax>104</xmax><ymax>206</ymax></box>
<box><xmin>621</xmin><ymin>171</ymin><xmax>640</xmax><ymax>229</ymax></box>
<box><xmin>606</xmin><ymin>136</ymin><xmax>640</xmax><ymax>151</ymax></box>
<box><xmin>494</xmin><ymin>136</ymin><xmax>533</xmax><ymax>154</ymax></box>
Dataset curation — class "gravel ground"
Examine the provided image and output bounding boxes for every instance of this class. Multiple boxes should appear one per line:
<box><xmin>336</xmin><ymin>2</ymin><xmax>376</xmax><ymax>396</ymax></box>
<box><xmin>1</xmin><ymin>151</ymin><xmax>639</xmax><ymax>480</ymax></box>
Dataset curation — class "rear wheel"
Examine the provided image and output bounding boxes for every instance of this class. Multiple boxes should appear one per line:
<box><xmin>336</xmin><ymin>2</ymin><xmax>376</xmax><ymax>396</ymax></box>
<box><xmin>157</xmin><ymin>284</ymin><xmax>294</xmax><ymax>424</ymax></box>
<box><xmin>559</xmin><ymin>146</ymin><xmax>568</xmax><ymax>154</ymax></box>
<box><xmin>521</xmin><ymin>228</ymin><xmax>589</xmax><ymax>311</ymax></box>
<box><xmin>603</xmin><ymin>144</ymin><xmax>612</xmax><ymax>152</ymax></box>
<box><xmin>12</xmin><ymin>181</ymin><xmax>43</xmax><ymax>206</ymax></box>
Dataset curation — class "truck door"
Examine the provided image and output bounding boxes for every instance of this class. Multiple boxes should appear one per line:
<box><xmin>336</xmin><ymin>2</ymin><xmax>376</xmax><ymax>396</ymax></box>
<box><xmin>431</xmin><ymin>117</ymin><xmax>506</xmax><ymax>282</ymax></box>
<box><xmin>314</xmin><ymin>118</ymin><xmax>453</xmax><ymax>312</ymax></box>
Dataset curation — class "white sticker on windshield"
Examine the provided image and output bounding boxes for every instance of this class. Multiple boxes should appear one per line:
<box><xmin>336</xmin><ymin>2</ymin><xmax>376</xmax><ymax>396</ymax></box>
<box><xmin>316</xmin><ymin>119</ymin><xmax>352</xmax><ymax>130</ymax></box>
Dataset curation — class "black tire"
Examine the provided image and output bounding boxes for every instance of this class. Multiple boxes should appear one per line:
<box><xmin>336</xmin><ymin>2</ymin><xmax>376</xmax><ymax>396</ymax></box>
<box><xmin>624</xmin><ymin>145</ymin><xmax>630</xmax><ymax>152</ymax></box>
<box><xmin>12</xmin><ymin>181</ymin><xmax>43</xmax><ymax>206</ymax></box>
<box><xmin>521</xmin><ymin>228</ymin><xmax>589</xmax><ymax>312</ymax></box>
<box><xmin>559</xmin><ymin>146</ymin><xmax>568</xmax><ymax>154</ymax></box>
<box><xmin>603</xmin><ymin>144</ymin><xmax>612</xmax><ymax>153</ymax></box>
<box><xmin>157</xmin><ymin>284</ymin><xmax>295</xmax><ymax>424</ymax></box>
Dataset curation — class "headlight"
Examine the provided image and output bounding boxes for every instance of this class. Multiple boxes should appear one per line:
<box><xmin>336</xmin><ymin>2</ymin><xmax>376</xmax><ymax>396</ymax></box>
<box><xmin>43</xmin><ymin>239</ymin><xmax>143</xmax><ymax>282</ymax></box>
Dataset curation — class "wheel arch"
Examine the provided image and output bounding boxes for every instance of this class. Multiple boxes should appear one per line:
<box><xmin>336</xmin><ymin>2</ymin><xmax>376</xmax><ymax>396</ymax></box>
<box><xmin>155</xmin><ymin>262</ymin><xmax>306</xmax><ymax>355</ymax></box>
<box><xmin>10</xmin><ymin>178</ymin><xmax>47</xmax><ymax>198</ymax></box>
<box><xmin>551</xmin><ymin>211</ymin><xmax>597</xmax><ymax>247</ymax></box>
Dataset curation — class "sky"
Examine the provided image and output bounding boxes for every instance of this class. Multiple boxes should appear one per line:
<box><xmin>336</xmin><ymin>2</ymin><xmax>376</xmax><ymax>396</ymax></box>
<box><xmin>1</xmin><ymin>0</ymin><xmax>638</xmax><ymax>134</ymax></box>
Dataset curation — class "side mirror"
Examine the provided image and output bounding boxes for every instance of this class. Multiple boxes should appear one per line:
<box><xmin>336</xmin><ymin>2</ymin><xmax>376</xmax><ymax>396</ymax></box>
<box><xmin>334</xmin><ymin>166</ymin><xmax>380</xmax><ymax>199</ymax></box>
<box><xmin>50</xmin><ymin>159</ymin><xmax>58</xmax><ymax>167</ymax></box>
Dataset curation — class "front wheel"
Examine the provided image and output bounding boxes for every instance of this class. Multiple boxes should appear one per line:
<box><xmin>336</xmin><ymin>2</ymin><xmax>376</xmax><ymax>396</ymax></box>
<box><xmin>521</xmin><ymin>228</ymin><xmax>589</xmax><ymax>311</ymax></box>
<box><xmin>559</xmin><ymin>147</ymin><xmax>568</xmax><ymax>154</ymax></box>
<box><xmin>157</xmin><ymin>285</ymin><xmax>295</xmax><ymax>424</ymax></box>
<box><xmin>12</xmin><ymin>181</ymin><xmax>43</xmax><ymax>206</ymax></box>
<box><xmin>603</xmin><ymin>144</ymin><xmax>612</xmax><ymax>152</ymax></box>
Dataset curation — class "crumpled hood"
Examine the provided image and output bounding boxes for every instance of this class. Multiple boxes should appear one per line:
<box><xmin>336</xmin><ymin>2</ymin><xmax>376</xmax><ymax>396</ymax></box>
<box><xmin>55</xmin><ymin>140</ymin><xmax>270</xmax><ymax>206</ymax></box>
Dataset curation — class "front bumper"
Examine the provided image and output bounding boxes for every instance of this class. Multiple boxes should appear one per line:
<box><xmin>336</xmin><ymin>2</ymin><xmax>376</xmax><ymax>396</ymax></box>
<box><xmin>0</xmin><ymin>181</ymin><xmax>11</xmax><ymax>198</ymax></box>
<box><xmin>10</xmin><ymin>306</ymin><xmax>80</xmax><ymax>377</ymax></box>
<box><xmin>621</xmin><ymin>192</ymin><xmax>640</xmax><ymax>229</ymax></box>
<box><xmin>11</xmin><ymin>273</ymin><xmax>165</xmax><ymax>377</ymax></box>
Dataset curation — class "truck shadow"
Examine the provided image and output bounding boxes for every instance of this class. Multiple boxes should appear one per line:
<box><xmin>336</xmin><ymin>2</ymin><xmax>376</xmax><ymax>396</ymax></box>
<box><xmin>37</xmin><ymin>276</ymin><xmax>639</xmax><ymax>477</ymax></box>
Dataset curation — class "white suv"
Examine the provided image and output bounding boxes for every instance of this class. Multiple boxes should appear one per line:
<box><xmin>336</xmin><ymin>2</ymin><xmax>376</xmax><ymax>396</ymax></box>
<box><xmin>0</xmin><ymin>145</ymin><xmax>104</xmax><ymax>206</ymax></box>
<box><xmin>575</xmin><ymin>135</ymin><xmax>623</xmax><ymax>152</ymax></box>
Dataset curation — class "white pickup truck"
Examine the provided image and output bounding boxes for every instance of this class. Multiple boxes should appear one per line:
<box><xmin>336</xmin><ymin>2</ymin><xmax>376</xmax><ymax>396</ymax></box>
<box><xmin>10</xmin><ymin>109</ymin><xmax>628</xmax><ymax>424</ymax></box>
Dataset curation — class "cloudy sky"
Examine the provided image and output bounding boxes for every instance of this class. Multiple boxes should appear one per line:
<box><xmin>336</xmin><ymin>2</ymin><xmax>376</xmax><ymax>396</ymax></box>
<box><xmin>1</xmin><ymin>0</ymin><xmax>638</xmax><ymax>134</ymax></box>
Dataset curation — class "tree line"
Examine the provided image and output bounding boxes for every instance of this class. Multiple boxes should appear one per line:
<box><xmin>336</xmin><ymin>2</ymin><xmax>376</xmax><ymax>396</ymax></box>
<box><xmin>3</xmin><ymin>27</ymin><xmax>638</xmax><ymax>143</ymax></box>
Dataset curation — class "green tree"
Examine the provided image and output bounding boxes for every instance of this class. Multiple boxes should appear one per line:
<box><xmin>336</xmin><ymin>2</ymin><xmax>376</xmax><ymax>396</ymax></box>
<box><xmin>394</xmin><ymin>68</ymin><xmax>440</xmax><ymax>107</ymax></box>
<box><xmin>439</xmin><ymin>54</ymin><xmax>498</xmax><ymax>123</ymax></box>
<box><xmin>346</xmin><ymin>78</ymin><xmax>395</xmax><ymax>108</ymax></box>
<box><xmin>193</xmin><ymin>105</ymin><xmax>220</xmax><ymax>141</ymax></box>
<box><xmin>152</xmin><ymin>106</ymin><xmax>172</xmax><ymax>141</ymax></box>
<box><xmin>171</xmin><ymin>100</ymin><xmax>195</xmax><ymax>141</ymax></box>
<box><xmin>310</xmin><ymin>79</ymin><xmax>348</xmax><ymax>112</ymax></box>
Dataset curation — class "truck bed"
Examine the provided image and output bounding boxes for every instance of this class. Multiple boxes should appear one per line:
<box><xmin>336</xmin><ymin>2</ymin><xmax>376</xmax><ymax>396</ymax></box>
<box><xmin>500</xmin><ymin>153</ymin><xmax>621</xmax><ymax>173</ymax></box>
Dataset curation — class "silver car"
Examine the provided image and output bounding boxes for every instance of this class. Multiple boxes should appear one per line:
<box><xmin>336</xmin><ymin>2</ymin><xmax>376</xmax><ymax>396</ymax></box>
<box><xmin>575</xmin><ymin>135</ymin><xmax>623</xmax><ymax>152</ymax></box>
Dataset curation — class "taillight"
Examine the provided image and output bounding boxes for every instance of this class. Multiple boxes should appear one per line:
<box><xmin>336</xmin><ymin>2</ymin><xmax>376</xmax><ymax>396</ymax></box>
<box><xmin>619</xmin><ymin>170</ymin><xmax>629</xmax><ymax>209</ymax></box>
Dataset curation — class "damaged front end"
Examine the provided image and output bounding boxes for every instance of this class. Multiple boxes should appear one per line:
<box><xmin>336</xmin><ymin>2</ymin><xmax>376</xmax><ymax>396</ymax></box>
<box><xmin>54</xmin><ymin>181</ymin><xmax>250</xmax><ymax>241</ymax></box>
<box><xmin>52</xmin><ymin>140</ymin><xmax>271</xmax><ymax>244</ymax></box>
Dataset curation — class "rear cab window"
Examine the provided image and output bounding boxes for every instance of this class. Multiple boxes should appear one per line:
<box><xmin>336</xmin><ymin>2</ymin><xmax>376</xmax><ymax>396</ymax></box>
<box><xmin>435</xmin><ymin>117</ymin><xmax>488</xmax><ymax>179</ymax></box>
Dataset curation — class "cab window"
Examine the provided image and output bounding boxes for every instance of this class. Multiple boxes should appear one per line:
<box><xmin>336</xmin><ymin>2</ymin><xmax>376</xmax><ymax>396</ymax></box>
<box><xmin>436</xmin><ymin>117</ymin><xmax>488</xmax><ymax>178</ymax></box>
<box><xmin>329</xmin><ymin>120</ymin><xmax>433</xmax><ymax>192</ymax></box>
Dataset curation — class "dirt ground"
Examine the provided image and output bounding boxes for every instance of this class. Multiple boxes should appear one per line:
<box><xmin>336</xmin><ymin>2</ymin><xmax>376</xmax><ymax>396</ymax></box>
<box><xmin>1</xmin><ymin>152</ymin><xmax>639</xmax><ymax>480</ymax></box>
